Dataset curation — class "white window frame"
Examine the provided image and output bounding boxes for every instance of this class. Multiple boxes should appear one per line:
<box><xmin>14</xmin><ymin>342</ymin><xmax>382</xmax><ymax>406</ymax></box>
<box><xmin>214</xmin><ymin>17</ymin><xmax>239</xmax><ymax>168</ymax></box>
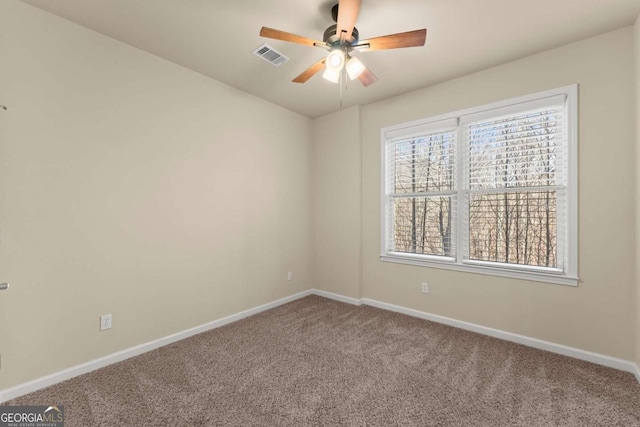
<box><xmin>380</xmin><ymin>85</ymin><xmax>579</xmax><ymax>286</ymax></box>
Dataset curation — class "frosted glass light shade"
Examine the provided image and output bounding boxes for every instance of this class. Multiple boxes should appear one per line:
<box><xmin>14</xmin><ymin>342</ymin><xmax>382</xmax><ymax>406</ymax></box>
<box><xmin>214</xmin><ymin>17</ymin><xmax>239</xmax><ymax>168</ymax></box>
<box><xmin>322</xmin><ymin>67</ymin><xmax>340</xmax><ymax>83</ymax></box>
<box><xmin>325</xmin><ymin>50</ymin><xmax>345</xmax><ymax>71</ymax></box>
<box><xmin>346</xmin><ymin>57</ymin><xmax>365</xmax><ymax>80</ymax></box>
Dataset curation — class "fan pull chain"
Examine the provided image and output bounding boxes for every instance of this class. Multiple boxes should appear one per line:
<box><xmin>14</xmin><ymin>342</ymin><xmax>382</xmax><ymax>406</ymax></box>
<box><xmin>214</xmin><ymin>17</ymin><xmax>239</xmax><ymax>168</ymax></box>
<box><xmin>339</xmin><ymin>68</ymin><xmax>344</xmax><ymax>108</ymax></box>
<box><xmin>344</xmin><ymin>66</ymin><xmax>349</xmax><ymax>91</ymax></box>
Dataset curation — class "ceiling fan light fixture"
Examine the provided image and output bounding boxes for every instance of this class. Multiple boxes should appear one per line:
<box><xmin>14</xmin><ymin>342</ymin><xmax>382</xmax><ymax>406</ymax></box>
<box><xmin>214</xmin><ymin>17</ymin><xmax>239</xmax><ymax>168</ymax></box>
<box><xmin>346</xmin><ymin>56</ymin><xmax>365</xmax><ymax>80</ymax></box>
<box><xmin>259</xmin><ymin>0</ymin><xmax>427</xmax><ymax>89</ymax></box>
<box><xmin>322</xmin><ymin>67</ymin><xmax>341</xmax><ymax>83</ymax></box>
<box><xmin>325</xmin><ymin>49</ymin><xmax>345</xmax><ymax>71</ymax></box>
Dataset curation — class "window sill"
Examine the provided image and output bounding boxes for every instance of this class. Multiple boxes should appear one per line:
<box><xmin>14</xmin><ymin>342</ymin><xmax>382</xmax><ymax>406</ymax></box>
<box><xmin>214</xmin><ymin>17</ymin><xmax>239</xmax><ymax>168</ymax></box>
<box><xmin>380</xmin><ymin>254</ymin><xmax>579</xmax><ymax>287</ymax></box>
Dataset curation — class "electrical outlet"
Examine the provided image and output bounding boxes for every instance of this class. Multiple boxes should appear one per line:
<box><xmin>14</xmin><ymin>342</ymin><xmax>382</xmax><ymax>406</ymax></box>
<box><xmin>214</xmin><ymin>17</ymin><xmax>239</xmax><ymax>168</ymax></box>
<box><xmin>100</xmin><ymin>314</ymin><xmax>112</xmax><ymax>331</ymax></box>
<box><xmin>287</xmin><ymin>271</ymin><xmax>293</xmax><ymax>281</ymax></box>
<box><xmin>421</xmin><ymin>282</ymin><xmax>429</xmax><ymax>294</ymax></box>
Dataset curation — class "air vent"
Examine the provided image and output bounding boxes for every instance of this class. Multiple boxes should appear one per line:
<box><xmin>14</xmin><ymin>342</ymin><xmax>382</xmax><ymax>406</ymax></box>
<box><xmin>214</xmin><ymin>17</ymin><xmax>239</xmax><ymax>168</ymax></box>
<box><xmin>252</xmin><ymin>44</ymin><xmax>289</xmax><ymax>67</ymax></box>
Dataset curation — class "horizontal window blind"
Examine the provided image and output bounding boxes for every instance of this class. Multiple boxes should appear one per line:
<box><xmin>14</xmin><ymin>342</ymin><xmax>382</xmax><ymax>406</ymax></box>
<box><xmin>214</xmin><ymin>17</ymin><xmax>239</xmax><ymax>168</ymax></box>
<box><xmin>464</xmin><ymin>105</ymin><xmax>566</xmax><ymax>190</ymax></box>
<box><xmin>462</xmin><ymin>102</ymin><xmax>567</xmax><ymax>270</ymax></box>
<box><xmin>390</xmin><ymin>133</ymin><xmax>456</xmax><ymax>194</ymax></box>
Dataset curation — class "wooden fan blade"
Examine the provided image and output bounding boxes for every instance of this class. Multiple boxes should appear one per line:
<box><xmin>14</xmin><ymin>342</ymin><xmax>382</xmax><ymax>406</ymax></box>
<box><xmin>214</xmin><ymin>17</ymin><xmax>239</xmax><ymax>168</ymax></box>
<box><xmin>358</xmin><ymin>67</ymin><xmax>378</xmax><ymax>87</ymax></box>
<box><xmin>292</xmin><ymin>58</ymin><xmax>326</xmax><ymax>83</ymax></box>
<box><xmin>260</xmin><ymin>27</ymin><xmax>323</xmax><ymax>47</ymax></box>
<box><xmin>359</xmin><ymin>29</ymin><xmax>427</xmax><ymax>51</ymax></box>
<box><xmin>336</xmin><ymin>0</ymin><xmax>362</xmax><ymax>42</ymax></box>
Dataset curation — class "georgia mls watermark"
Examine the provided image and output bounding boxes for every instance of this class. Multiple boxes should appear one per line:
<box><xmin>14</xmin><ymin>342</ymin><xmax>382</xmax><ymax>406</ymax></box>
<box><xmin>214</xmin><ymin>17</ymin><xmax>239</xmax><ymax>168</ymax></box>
<box><xmin>0</xmin><ymin>406</ymin><xmax>64</xmax><ymax>427</ymax></box>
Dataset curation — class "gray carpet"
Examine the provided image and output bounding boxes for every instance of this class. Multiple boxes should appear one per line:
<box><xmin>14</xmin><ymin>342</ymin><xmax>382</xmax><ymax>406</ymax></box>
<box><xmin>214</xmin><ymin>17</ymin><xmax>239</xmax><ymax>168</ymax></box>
<box><xmin>5</xmin><ymin>295</ymin><xmax>640</xmax><ymax>426</ymax></box>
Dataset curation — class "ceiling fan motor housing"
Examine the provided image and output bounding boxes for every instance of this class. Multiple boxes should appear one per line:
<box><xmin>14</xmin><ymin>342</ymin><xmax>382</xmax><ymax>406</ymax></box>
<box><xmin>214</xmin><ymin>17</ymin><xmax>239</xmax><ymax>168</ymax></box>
<box><xmin>323</xmin><ymin>24</ymin><xmax>360</xmax><ymax>47</ymax></box>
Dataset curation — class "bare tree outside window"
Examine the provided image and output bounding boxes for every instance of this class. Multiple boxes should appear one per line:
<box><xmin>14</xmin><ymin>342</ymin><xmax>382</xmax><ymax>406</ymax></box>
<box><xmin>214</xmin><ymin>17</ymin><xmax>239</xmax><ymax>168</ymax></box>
<box><xmin>391</xmin><ymin>133</ymin><xmax>455</xmax><ymax>257</ymax></box>
<box><xmin>466</xmin><ymin>109</ymin><xmax>560</xmax><ymax>268</ymax></box>
<box><xmin>386</xmin><ymin>107</ymin><xmax>564</xmax><ymax>270</ymax></box>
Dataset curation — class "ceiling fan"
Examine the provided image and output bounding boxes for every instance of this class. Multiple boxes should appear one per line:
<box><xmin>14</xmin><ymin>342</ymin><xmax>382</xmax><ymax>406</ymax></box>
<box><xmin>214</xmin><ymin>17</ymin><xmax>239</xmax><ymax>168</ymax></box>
<box><xmin>259</xmin><ymin>0</ymin><xmax>427</xmax><ymax>87</ymax></box>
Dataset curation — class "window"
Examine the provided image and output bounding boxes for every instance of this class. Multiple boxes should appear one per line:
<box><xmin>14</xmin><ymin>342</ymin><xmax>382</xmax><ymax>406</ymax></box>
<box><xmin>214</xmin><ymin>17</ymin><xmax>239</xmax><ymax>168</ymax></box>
<box><xmin>381</xmin><ymin>85</ymin><xmax>578</xmax><ymax>286</ymax></box>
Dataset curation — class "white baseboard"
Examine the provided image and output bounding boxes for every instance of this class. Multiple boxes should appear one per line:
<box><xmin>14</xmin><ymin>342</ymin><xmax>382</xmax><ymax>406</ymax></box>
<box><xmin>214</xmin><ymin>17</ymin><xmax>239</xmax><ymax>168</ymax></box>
<box><xmin>2</xmin><ymin>287</ymin><xmax>638</xmax><ymax>402</ymax></box>
<box><xmin>311</xmin><ymin>289</ymin><xmax>363</xmax><ymax>306</ymax></box>
<box><xmin>360</xmin><ymin>297</ymin><xmax>639</xmax><ymax>378</ymax></box>
<box><xmin>0</xmin><ymin>289</ymin><xmax>313</xmax><ymax>403</ymax></box>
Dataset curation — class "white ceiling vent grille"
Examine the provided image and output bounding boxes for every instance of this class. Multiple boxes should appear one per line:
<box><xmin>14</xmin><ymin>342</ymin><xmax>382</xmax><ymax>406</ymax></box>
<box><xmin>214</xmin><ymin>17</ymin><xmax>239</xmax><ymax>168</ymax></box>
<box><xmin>252</xmin><ymin>44</ymin><xmax>289</xmax><ymax>67</ymax></box>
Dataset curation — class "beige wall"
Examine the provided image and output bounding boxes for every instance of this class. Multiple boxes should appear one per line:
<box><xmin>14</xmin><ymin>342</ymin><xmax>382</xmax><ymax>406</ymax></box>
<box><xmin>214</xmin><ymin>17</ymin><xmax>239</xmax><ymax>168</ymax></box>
<box><xmin>635</xmin><ymin>15</ymin><xmax>640</xmax><ymax>368</ymax></box>
<box><xmin>312</xmin><ymin>106</ymin><xmax>362</xmax><ymax>298</ymax></box>
<box><xmin>310</xmin><ymin>28</ymin><xmax>637</xmax><ymax>360</ymax></box>
<box><xmin>0</xmin><ymin>1</ymin><xmax>312</xmax><ymax>389</ymax></box>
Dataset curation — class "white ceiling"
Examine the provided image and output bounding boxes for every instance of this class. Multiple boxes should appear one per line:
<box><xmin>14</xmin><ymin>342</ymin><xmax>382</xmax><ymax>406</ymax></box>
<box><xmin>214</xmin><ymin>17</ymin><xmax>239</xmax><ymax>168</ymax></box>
<box><xmin>19</xmin><ymin>0</ymin><xmax>640</xmax><ymax>118</ymax></box>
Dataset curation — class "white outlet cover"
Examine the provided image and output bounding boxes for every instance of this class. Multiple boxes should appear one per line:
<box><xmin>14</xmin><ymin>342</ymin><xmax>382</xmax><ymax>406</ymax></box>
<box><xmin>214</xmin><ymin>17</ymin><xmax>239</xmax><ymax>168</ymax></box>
<box><xmin>100</xmin><ymin>314</ymin><xmax>112</xmax><ymax>331</ymax></box>
<box><xmin>421</xmin><ymin>283</ymin><xmax>429</xmax><ymax>293</ymax></box>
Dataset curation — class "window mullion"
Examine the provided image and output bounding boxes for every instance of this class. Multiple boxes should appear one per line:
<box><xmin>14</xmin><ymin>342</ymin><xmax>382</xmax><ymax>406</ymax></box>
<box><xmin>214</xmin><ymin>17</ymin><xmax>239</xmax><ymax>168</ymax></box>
<box><xmin>456</xmin><ymin>124</ymin><xmax>466</xmax><ymax>265</ymax></box>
